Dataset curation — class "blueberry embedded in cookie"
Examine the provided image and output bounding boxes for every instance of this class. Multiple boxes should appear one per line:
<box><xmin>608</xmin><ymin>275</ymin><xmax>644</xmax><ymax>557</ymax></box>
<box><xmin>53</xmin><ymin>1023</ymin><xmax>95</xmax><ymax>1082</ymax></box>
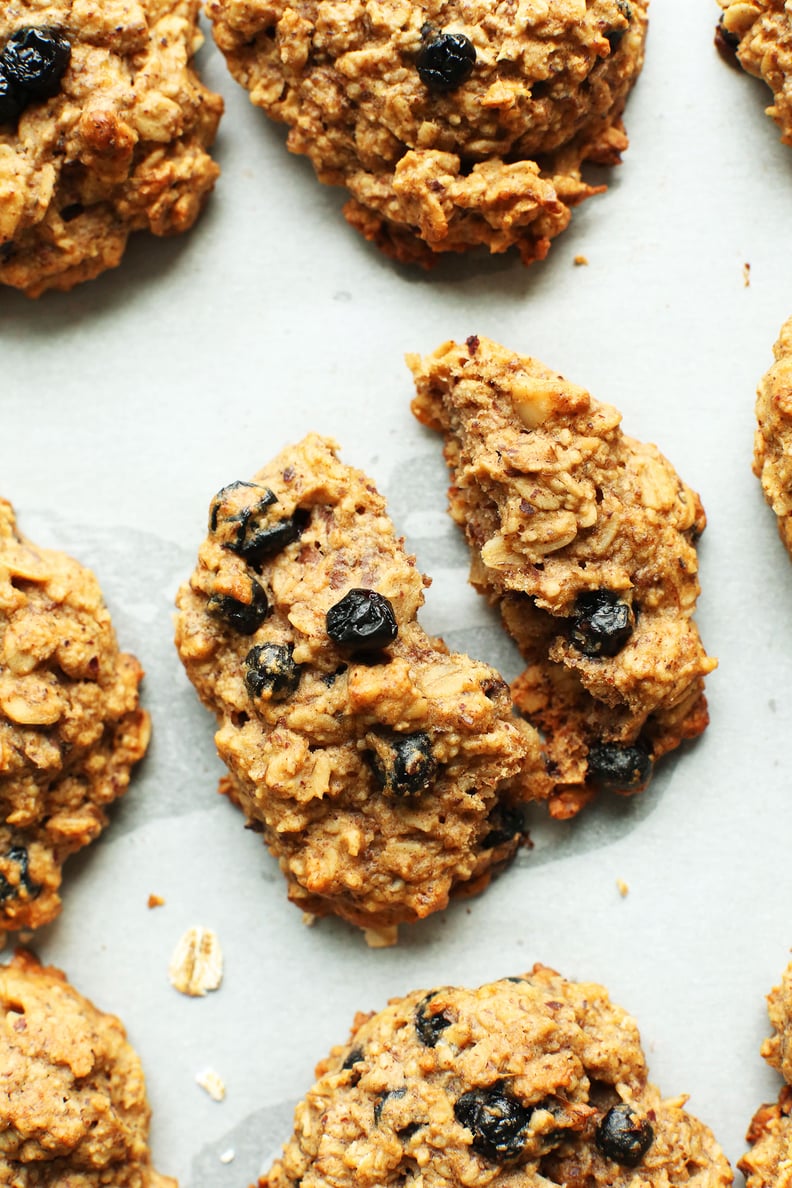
<box><xmin>206</xmin><ymin>0</ymin><xmax>648</xmax><ymax>267</ymax></box>
<box><xmin>409</xmin><ymin>336</ymin><xmax>716</xmax><ymax>819</ymax></box>
<box><xmin>174</xmin><ymin>434</ymin><xmax>547</xmax><ymax>939</ymax></box>
<box><xmin>255</xmin><ymin>965</ymin><xmax>733</xmax><ymax>1188</ymax></box>
<box><xmin>0</xmin><ymin>950</ymin><xmax>177</xmax><ymax>1187</ymax></box>
<box><xmin>0</xmin><ymin>1</ymin><xmax>224</xmax><ymax>297</ymax></box>
<box><xmin>0</xmin><ymin>498</ymin><xmax>150</xmax><ymax>932</ymax></box>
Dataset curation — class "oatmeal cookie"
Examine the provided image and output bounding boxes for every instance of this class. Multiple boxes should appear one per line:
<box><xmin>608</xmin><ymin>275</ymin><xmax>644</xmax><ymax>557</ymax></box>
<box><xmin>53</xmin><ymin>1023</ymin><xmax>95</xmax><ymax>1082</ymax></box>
<box><xmin>0</xmin><ymin>949</ymin><xmax>176</xmax><ymax>1186</ymax></box>
<box><xmin>753</xmin><ymin>318</ymin><xmax>792</xmax><ymax>556</ymax></box>
<box><xmin>739</xmin><ymin>959</ymin><xmax>792</xmax><ymax>1188</ymax></box>
<box><xmin>716</xmin><ymin>1</ymin><xmax>792</xmax><ymax>144</ymax></box>
<box><xmin>409</xmin><ymin>336</ymin><xmax>715</xmax><ymax>819</ymax></box>
<box><xmin>207</xmin><ymin>0</ymin><xmax>648</xmax><ymax>267</ymax></box>
<box><xmin>257</xmin><ymin>964</ymin><xmax>732</xmax><ymax>1188</ymax></box>
<box><xmin>0</xmin><ymin>0</ymin><xmax>223</xmax><ymax>298</ymax></box>
<box><xmin>174</xmin><ymin>433</ymin><xmax>545</xmax><ymax>940</ymax></box>
<box><xmin>0</xmin><ymin>498</ymin><xmax>150</xmax><ymax>932</ymax></box>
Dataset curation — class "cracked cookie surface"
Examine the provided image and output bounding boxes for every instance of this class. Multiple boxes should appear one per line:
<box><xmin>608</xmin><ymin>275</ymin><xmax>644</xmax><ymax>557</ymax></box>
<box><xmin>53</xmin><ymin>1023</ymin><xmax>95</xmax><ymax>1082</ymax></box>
<box><xmin>0</xmin><ymin>498</ymin><xmax>150</xmax><ymax>932</ymax></box>
<box><xmin>753</xmin><ymin>317</ymin><xmax>792</xmax><ymax>556</ymax></box>
<box><xmin>0</xmin><ymin>949</ymin><xmax>176</xmax><ymax>1187</ymax></box>
<box><xmin>0</xmin><ymin>0</ymin><xmax>223</xmax><ymax>297</ymax></box>
<box><xmin>174</xmin><ymin>433</ymin><xmax>545</xmax><ymax>941</ymax></box>
<box><xmin>207</xmin><ymin>0</ymin><xmax>647</xmax><ymax>267</ymax></box>
<box><xmin>717</xmin><ymin>1</ymin><xmax>792</xmax><ymax>144</ymax></box>
<box><xmin>739</xmin><ymin>959</ymin><xmax>792</xmax><ymax>1188</ymax></box>
<box><xmin>258</xmin><ymin>964</ymin><xmax>732</xmax><ymax>1188</ymax></box>
<box><xmin>409</xmin><ymin>336</ymin><xmax>715</xmax><ymax>819</ymax></box>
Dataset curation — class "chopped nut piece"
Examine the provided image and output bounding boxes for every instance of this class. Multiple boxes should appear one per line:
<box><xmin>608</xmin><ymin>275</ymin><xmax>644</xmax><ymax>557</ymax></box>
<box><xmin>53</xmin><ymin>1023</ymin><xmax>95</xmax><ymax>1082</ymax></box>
<box><xmin>168</xmin><ymin>927</ymin><xmax>223</xmax><ymax>997</ymax></box>
<box><xmin>196</xmin><ymin>1067</ymin><xmax>226</xmax><ymax>1101</ymax></box>
<box><xmin>574</xmin><ymin>254</ymin><xmax>589</xmax><ymax>266</ymax></box>
<box><xmin>364</xmin><ymin>924</ymin><xmax>398</xmax><ymax>948</ymax></box>
<box><xmin>616</xmin><ymin>879</ymin><xmax>629</xmax><ymax>897</ymax></box>
<box><xmin>147</xmin><ymin>894</ymin><xmax>165</xmax><ymax>909</ymax></box>
<box><xmin>301</xmin><ymin>912</ymin><xmax>317</xmax><ymax>928</ymax></box>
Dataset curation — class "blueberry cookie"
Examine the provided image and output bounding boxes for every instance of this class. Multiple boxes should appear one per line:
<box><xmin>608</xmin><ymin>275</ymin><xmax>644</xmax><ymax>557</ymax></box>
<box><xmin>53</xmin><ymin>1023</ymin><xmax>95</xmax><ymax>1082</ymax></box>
<box><xmin>207</xmin><ymin>0</ymin><xmax>648</xmax><ymax>267</ymax></box>
<box><xmin>0</xmin><ymin>499</ymin><xmax>150</xmax><ymax>931</ymax></box>
<box><xmin>717</xmin><ymin>2</ymin><xmax>792</xmax><ymax>144</ymax></box>
<box><xmin>0</xmin><ymin>0</ymin><xmax>223</xmax><ymax>297</ymax></box>
<box><xmin>739</xmin><ymin>959</ymin><xmax>792</xmax><ymax>1188</ymax></box>
<box><xmin>258</xmin><ymin>964</ymin><xmax>732</xmax><ymax>1188</ymax></box>
<box><xmin>0</xmin><ymin>949</ymin><xmax>176</xmax><ymax>1186</ymax></box>
<box><xmin>753</xmin><ymin>318</ymin><xmax>792</xmax><ymax>555</ymax></box>
<box><xmin>409</xmin><ymin>336</ymin><xmax>715</xmax><ymax>819</ymax></box>
<box><xmin>174</xmin><ymin>434</ymin><xmax>545</xmax><ymax>941</ymax></box>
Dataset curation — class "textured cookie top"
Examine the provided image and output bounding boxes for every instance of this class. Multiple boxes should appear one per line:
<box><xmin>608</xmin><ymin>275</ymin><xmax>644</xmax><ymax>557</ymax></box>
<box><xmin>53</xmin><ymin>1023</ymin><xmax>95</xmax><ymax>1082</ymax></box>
<box><xmin>0</xmin><ymin>950</ymin><xmax>176</xmax><ymax>1186</ymax></box>
<box><xmin>175</xmin><ymin>434</ymin><xmax>544</xmax><ymax>936</ymax></box>
<box><xmin>261</xmin><ymin>965</ymin><xmax>732</xmax><ymax>1188</ymax></box>
<box><xmin>0</xmin><ymin>498</ymin><xmax>149</xmax><ymax>931</ymax></box>
<box><xmin>753</xmin><ymin>317</ymin><xmax>792</xmax><ymax>555</ymax></box>
<box><xmin>207</xmin><ymin>0</ymin><xmax>647</xmax><ymax>264</ymax></box>
<box><xmin>718</xmin><ymin>1</ymin><xmax>792</xmax><ymax>144</ymax></box>
<box><xmin>0</xmin><ymin>0</ymin><xmax>223</xmax><ymax>295</ymax></box>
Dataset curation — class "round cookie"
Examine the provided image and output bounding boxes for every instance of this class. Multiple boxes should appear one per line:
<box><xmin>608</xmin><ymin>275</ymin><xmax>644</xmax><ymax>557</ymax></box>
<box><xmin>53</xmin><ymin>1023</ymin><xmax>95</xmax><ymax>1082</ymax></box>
<box><xmin>0</xmin><ymin>0</ymin><xmax>223</xmax><ymax>297</ymax></box>
<box><xmin>175</xmin><ymin>434</ymin><xmax>546</xmax><ymax>942</ymax></box>
<box><xmin>409</xmin><ymin>336</ymin><xmax>716</xmax><ymax>819</ymax></box>
<box><xmin>259</xmin><ymin>965</ymin><xmax>732</xmax><ymax>1188</ymax></box>
<box><xmin>753</xmin><ymin>317</ymin><xmax>792</xmax><ymax>555</ymax></box>
<box><xmin>0</xmin><ymin>498</ymin><xmax>150</xmax><ymax>932</ymax></box>
<box><xmin>739</xmin><ymin>959</ymin><xmax>792</xmax><ymax>1188</ymax></box>
<box><xmin>207</xmin><ymin>0</ymin><xmax>648</xmax><ymax>267</ymax></box>
<box><xmin>0</xmin><ymin>949</ymin><xmax>176</xmax><ymax>1186</ymax></box>
<box><xmin>717</xmin><ymin>1</ymin><xmax>792</xmax><ymax>144</ymax></box>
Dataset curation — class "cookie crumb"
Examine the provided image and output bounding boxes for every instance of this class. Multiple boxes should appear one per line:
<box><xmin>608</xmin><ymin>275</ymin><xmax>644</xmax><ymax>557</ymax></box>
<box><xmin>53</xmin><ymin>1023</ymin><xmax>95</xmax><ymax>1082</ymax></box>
<box><xmin>18</xmin><ymin>932</ymin><xmax>34</xmax><ymax>945</ymax></box>
<box><xmin>573</xmin><ymin>255</ymin><xmax>589</xmax><ymax>266</ymax></box>
<box><xmin>196</xmin><ymin>1068</ymin><xmax>226</xmax><ymax>1101</ymax></box>
<box><xmin>168</xmin><ymin>927</ymin><xmax>223</xmax><ymax>997</ymax></box>
<box><xmin>744</xmin><ymin>262</ymin><xmax>751</xmax><ymax>287</ymax></box>
<box><xmin>219</xmin><ymin>1148</ymin><xmax>235</xmax><ymax>1164</ymax></box>
<box><xmin>147</xmin><ymin>894</ymin><xmax>165</xmax><ymax>909</ymax></box>
<box><xmin>364</xmin><ymin>924</ymin><xmax>398</xmax><ymax>948</ymax></box>
<box><xmin>302</xmin><ymin>912</ymin><xmax>317</xmax><ymax>928</ymax></box>
<box><xmin>616</xmin><ymin>879</ymin><xmax>629</xmax><ymax>897</ymax></box>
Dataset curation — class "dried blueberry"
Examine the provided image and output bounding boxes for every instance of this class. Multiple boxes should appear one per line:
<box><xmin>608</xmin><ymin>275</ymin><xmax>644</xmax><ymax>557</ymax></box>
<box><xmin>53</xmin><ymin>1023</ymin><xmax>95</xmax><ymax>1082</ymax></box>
<box><xmin>326</xmin><ymin>589</ymin><xmax>398</xmax><ymax>652</ymax></box>
<box><xmin>374</xmin><ymin>1087</ymin><xmax>407</xmax><ymax>1125</ymax></box>
<box><xmin>605</xmin><ymin>0</ymin><xmax>632</xmax><ymax>49</ymax></box>
<box><xmin>207</xmin><ymin>580</ymin><xmax>268</xmax><ymax>635</ymax></box>
<box><xmin>596</xmin><ymin>1104</ymin><xmax>654</xmax><ymax>1166</ymax></box>
<box><xmin>454</xmin><ymin>1086</ymin><xmax>533</xmax><ymax>1161</ymax></box>
<box><xmin>417</xmin><ymin>29</ymin><xmax>476</xmax><ymax>92</ymax></box>
<box><xmin>369</xmin><ymin>731</ymin><xmax>436</xmax><ymax>796</ymax></box>
<box><xmin>415</xmin><ymin>992</ymin><xmax>452</xmax><ymax>1047</ymax></box>
<box><xmin>587</xmin><ymin>742</ymin><xmax>652</xmax><ymax>793</ymax></box>
<box><xmin>0</xmin><ymin>845</ymin><xmax>36</xmax><ymax>904</ymax></box>
<box><xmin>2</xmin><ymin>27</ymin><xmax>71</xmax><ymax>100</ymax></box>
<box><xmin>482</xmin><ymin>803</ymin><xmax>524</xmax><ymax>849</ymax></box>
<box><xmin>245</xmin><ymin>643</ymin><xmax>301</xmax><ymax>700</ymax></box>
<box><xmin>715</xmin><ymin>16</ymin><xmax>741</xmax><ymax>65</ymax></box>
<box><xmin>0</xmin><ymin>66</ymin><xmax>23</xmax><ymax>124</ymax></box>
<box><xmin>570</xmin><ymin>590</ymin><xmax>633</xmax><ymax>658</ymax></box>
<box><xmin>341</xmin><ymin>1047</ymin><xmax>364</xmax><ymax>1070</ymax></box>
<box><xmin>210</xmin><ymin>481</ymin><xmax>306</xmax><ymax>565</ymax></box>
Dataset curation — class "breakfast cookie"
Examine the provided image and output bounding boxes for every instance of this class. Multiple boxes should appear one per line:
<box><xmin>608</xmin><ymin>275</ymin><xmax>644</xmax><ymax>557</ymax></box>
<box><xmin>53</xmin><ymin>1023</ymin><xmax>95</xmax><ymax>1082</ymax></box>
<box><xmin>739</xmin><ymin>959</ymin><xmax>792</xmax><ymax>1188</ymax></box>
<box><xmin>753</xmin><ymin>317</ymin><xmax>792</xmax><ymax>556</ymax></box>
<box><xmin>207</xmin><ymin>0</ymin><xmax>648</xmax><ymax>267</ymax></box>
<box><xmin>0</xmin><ymin>949</ymin><xmax>176</xmax><ymax>1186</ymax></box>
<box><xmin>0</xmin><ymin>0</ymin><xmax>223</xmax><ymax>298</ymax></box>
<box><xmin>0</xmin><ymin>498</ymin><xmax>150</xmax><ymax>932</ymax></box>
<box><xmin>257</xmin><ymin>964</ymin><xmax>732</xmax><ymax>1188</ymax></box>
<box><xmin>409</xmin><ymin>336</ymin><xmax>715</xmax><ymax>819</ymax></box>
<box><xmin>174</xmin><ymin>434</ymin><xmax>545</xmax><ymax>942</ymax></box>
<box><xmin>716</xmin><ymin>1</ymin><xmax>792</xmax><ymax>144</ymax></box>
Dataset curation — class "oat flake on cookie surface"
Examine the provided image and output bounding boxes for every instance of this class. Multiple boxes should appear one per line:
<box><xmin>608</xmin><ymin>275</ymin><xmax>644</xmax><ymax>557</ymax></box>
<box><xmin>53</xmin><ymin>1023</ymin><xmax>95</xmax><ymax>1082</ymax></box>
<box><xmin>174</xmin><ymin>433</ymin><xmax>546</xmax><ymax>938</ymax></box>
<box><xmin>409</xmin><ymin>336</ymin><xmax>716</xmax><ymax>819</ymax></box>
<box><xmin>0</xmin><ymin>498</ymin><xmax>150</xmax><ymax>932</ymax></box>
<box><xmin>0</xmin><ymin>0</ymin><xmax>223</xmax><ymax>297</ymax></box>
<box><xmin>256</xmin><ymin>965</ymin><xmax>732</xmax><ymax>1188</ymax></box>
<box><xmin>207</xmin><ymin>0</ymin><xmax>648</xmax><ymax>267</ymax></box>
<box><xmin>0</xmin><ymin>949</ymin><xmax>177</xmax><ymax>1187</ymax></box>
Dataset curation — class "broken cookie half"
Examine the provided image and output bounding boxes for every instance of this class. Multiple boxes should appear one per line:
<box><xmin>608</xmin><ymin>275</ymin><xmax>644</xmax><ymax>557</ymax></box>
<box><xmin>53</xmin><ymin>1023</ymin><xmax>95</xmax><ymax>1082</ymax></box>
<box><xmin>409</xmin><ymin>336</ymin><xmax>716</xmax><ymax>819</ymax></box>
<box><xmin>174</xmin><ymin>433</ymin><xmax>546</xmax><ymax>941</ymax></box>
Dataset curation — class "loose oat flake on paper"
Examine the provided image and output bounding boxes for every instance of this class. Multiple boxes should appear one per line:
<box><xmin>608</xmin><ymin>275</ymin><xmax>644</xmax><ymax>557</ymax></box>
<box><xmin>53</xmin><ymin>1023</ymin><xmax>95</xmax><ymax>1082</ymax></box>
<box><xmin>168</xmin><ymin>926</ymin><xmax>223</xmax><ymax>997</ymax></box>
